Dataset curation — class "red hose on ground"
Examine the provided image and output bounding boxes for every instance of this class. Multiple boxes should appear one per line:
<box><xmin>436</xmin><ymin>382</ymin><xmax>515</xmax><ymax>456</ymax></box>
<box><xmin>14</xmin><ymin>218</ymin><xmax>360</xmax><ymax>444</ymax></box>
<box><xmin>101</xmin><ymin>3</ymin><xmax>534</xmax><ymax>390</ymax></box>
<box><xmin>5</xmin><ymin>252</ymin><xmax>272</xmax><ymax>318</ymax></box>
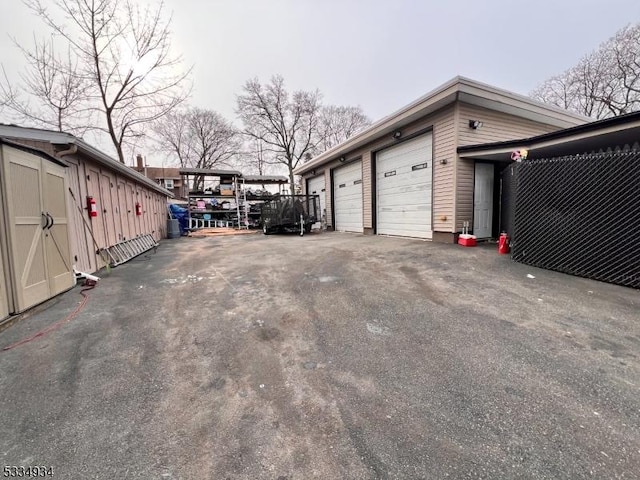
<box><xmin>2</xmin><ymin>281</ymin><xmax>96</xmax><ymax>352</ymax></box>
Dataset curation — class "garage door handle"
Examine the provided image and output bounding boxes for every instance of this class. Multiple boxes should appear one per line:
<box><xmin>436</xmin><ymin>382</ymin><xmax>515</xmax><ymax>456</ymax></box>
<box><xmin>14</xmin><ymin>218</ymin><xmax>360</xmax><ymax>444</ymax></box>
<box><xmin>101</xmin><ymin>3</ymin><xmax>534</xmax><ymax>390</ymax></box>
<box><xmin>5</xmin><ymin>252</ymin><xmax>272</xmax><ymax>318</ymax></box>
<box><xmin>46</xmin><ymin>212</ymin><xmax>54</xmax><ymax>230</ymax></box>
<box><xmin>41</xmin><ymin>212</ymin><xmax>49</xmax><ymax>230</ymax></box>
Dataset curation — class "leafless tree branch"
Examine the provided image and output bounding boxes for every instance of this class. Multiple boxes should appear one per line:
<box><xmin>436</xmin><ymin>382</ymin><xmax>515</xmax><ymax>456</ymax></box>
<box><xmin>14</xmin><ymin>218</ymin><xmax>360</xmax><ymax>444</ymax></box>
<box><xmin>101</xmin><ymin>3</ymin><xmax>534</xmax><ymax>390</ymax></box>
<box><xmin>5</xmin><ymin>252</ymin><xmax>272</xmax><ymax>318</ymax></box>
<box><xmin>3</xmin><ymin>0</ymin><xmax>192</xmax><ymax>162</ymax></box>
<box><xmin>532</xmin><ymin>22</ymin><xmax>640</xmax><ymax>119</ymax></box>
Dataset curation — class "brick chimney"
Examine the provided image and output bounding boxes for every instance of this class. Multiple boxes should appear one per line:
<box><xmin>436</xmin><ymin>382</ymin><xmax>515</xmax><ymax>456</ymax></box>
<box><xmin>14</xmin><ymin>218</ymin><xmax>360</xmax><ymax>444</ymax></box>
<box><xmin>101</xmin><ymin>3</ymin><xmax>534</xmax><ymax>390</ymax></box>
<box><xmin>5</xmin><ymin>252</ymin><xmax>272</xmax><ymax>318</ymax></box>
<box><xmin>136</xmin><ymin>153</ymin><xmax>144</xmax><ymax>170</ymax></box>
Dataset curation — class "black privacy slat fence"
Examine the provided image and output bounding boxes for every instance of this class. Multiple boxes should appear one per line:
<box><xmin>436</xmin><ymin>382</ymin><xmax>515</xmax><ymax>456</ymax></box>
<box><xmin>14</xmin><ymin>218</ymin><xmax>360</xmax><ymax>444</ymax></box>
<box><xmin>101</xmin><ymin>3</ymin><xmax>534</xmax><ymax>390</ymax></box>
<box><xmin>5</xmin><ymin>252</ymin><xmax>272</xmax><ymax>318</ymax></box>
<box><xmin>511</xmin><ymin>151</ymin><xmax>640</xmax><ymax>289</ymax></box>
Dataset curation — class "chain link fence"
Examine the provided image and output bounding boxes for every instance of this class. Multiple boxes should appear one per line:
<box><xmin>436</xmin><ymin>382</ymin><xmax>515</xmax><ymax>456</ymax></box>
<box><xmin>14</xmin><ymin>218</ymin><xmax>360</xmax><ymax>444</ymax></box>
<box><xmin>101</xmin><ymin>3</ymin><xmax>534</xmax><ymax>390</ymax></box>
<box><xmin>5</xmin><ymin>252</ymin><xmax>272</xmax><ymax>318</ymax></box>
<box><xmin>511</xmin><ymin>151</ymin><xmax>640</xmax><ymax>289</ymax></box>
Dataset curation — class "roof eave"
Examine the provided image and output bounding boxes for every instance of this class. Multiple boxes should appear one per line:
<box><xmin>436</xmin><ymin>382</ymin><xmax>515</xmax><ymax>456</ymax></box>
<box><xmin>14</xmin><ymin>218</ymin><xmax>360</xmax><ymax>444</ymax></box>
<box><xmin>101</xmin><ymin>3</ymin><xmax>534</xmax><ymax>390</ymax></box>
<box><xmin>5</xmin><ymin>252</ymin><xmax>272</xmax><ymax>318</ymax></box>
<box><xmin>73</xmin><ymin>141</ymin><xmax>174</xmax><ymax>197</ymax></box>
<box><xmin>295</xmin><ymin>76</ymin><xmax>590</xmax><ymax>175</ymax></box>
<box><xmin>295</xmin><ymin>82</ymin><xmax>460</xmax><ymax>175</ymax></box>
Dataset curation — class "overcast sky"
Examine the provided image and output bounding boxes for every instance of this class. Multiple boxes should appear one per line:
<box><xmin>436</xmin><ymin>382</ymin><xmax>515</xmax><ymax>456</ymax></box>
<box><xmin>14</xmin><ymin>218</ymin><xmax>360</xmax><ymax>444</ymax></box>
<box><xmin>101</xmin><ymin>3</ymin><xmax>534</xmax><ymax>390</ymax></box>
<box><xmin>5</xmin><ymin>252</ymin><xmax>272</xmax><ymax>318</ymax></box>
<box><xmin>1</xmin><ymin>0</ymin><xmax>639</xmax><ymax>164</ymax></box>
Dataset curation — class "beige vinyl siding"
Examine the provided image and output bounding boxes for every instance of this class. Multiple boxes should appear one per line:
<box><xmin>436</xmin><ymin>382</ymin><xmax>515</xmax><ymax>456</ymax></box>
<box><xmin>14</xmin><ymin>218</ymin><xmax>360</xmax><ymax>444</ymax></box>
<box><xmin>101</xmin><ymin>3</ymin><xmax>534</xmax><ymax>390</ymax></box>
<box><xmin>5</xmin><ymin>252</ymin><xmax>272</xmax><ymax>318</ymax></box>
<box><xmin>455</xmin><ymin>103</ymin><xmax>562</xmax><ymax>232</ymax></box>
<box><xmin>457</xmin><ymin>103</ymin><xmax>560</xmax><ymax>146</ymax></box>
<box><xmin>431</xmin><ymin>110</ymin><xmax>456</xmax><ymax>232</ymax></box>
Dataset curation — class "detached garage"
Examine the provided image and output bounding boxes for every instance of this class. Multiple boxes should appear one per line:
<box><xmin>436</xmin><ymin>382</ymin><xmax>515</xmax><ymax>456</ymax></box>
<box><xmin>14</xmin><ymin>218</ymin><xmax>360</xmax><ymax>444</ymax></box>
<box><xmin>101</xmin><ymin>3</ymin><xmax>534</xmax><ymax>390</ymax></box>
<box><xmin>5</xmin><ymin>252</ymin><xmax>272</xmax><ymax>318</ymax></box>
<box><xmin>296</xmin><ymin>76</ymin><xmax>587</xmax><ymax>242</ymax></box>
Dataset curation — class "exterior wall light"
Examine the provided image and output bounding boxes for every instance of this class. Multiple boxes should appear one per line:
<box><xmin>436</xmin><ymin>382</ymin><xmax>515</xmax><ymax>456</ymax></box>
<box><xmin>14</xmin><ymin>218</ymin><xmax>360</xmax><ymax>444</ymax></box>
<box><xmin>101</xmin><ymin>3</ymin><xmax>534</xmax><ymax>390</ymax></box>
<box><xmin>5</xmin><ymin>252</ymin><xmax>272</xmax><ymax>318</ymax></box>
<box><xmin>468</xmin><ymin>120</ymin><xmax>483</xmax><ymax>129</ymax></box>
<box><xmin>393</xmin><ymin>131</ymin><xmax>402</xmax><ymax>139</ymax></box>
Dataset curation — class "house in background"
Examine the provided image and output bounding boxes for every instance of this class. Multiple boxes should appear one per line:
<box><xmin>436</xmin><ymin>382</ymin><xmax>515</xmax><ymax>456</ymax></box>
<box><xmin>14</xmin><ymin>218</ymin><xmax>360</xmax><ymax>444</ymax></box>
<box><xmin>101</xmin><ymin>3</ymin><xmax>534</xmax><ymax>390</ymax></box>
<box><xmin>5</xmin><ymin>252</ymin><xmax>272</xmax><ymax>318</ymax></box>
<box><xmin>132</xmin><ymin>154</ymin><xmax>188</xmax><ymax>199</ymax></box>
<box><xmin>0</xmin><ymin>124</ymin><xmax>172</xmax><ymax>276</ymax></box>
<box><xmin>296</xmin><ymin>76</ymin><xmax>589</xmax><ymax>242</ymax></box>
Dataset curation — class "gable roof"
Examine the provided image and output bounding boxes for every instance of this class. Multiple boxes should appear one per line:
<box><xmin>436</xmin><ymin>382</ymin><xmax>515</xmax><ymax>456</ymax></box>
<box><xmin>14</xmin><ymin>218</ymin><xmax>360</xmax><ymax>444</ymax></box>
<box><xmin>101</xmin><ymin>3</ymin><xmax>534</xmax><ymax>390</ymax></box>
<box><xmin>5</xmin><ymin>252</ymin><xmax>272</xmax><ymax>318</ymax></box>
<box><xmin>294</xmin><ymin>76</ymin><xmax>589</xmax><ymax>175</ymax></box>
<box><xmin>0</xmin><ymin>124</ymin><xmax>173</xmax><ymax>197</ymax></box>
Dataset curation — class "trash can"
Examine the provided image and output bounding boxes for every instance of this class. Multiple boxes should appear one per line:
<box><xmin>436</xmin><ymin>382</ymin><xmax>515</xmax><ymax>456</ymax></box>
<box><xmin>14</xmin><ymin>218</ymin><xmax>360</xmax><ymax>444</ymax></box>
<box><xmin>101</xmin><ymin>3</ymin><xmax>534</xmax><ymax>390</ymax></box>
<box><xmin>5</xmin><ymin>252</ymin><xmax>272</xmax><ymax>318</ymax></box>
<box><xmin>167</xmin><ymin>218</ymin><xmax>181</xmax><ymax>239</ymax></box>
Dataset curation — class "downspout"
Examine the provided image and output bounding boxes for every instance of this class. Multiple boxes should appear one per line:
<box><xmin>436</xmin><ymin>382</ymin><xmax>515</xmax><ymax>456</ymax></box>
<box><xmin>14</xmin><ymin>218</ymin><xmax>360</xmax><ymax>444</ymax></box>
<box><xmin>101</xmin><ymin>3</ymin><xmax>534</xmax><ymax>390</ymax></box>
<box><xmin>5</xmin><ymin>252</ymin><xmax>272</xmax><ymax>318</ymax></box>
<box><xmin>56</xmin><ymin>143</ymin><xmax>78</xmax><ymax>159</ymax></box>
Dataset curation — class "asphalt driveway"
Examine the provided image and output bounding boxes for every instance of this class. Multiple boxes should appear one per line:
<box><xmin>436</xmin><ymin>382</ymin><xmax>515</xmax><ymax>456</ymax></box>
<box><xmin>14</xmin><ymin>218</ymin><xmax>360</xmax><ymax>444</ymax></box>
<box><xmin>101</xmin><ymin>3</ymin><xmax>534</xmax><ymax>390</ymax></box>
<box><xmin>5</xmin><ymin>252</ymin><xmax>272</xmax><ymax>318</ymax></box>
<box><xmin>0</xmin><ymin>232</ymin><xmax>638</xmax><ymax>479</ymax></box>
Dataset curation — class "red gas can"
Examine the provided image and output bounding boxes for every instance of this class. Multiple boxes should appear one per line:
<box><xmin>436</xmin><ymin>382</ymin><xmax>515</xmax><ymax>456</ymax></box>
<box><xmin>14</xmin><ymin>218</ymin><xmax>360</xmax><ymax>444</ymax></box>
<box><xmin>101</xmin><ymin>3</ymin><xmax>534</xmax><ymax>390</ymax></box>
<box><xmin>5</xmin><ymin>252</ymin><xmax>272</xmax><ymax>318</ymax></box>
<box><xmin>498</xmin><ymin>233</ymin><xmax>510</xmax><ymax>254</ymax></box>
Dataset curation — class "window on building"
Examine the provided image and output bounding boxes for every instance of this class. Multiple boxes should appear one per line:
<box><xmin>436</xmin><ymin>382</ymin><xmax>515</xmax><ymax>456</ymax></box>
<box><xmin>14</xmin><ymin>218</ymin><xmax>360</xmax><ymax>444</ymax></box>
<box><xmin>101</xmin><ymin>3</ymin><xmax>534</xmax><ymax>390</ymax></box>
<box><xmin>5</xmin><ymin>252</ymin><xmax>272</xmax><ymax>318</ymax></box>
<box><xmin>163</xmin><ymin>179</ymin><xmax>174</xmax><ymax>189</ymax></box>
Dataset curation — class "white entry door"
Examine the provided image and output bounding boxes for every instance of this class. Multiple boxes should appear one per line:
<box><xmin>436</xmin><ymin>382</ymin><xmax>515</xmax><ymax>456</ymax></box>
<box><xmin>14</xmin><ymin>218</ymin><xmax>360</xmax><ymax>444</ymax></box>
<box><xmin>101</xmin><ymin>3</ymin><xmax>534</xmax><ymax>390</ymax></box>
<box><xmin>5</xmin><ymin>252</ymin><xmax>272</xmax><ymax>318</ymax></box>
<box><xmin>376</xmin><ymin>133</ymin><xmax>432</xmax><ymax>238</ymax></box>
<box><xmin>474</xmin><ymin>162</ymin><xmax>494</xmax><ymax>238</ymax></box>
<box><xmin>307</xmin><ymin>175</ymin><xmax>326</xmax><ymax>227</ymax></box>
<box><xmin>333</xmin><ymin>161</ymin><xmax>363</xmax><ymax>233</ymax></box>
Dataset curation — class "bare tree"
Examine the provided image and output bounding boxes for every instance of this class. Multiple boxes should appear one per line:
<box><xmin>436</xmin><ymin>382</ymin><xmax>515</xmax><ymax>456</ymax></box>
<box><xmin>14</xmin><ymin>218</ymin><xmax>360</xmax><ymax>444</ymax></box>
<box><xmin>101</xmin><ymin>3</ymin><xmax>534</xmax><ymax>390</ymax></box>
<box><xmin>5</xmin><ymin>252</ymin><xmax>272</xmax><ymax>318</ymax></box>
<box><xmin>236</xmin><ymin>75</ymin><xmax>322</xmax><ymax>192</ymax></box>
<box><xmin>239</xmin><ymin>137</ymin><xmax>270</xmax><ymax>175</ymax></box>
<box><xmin>154</xmin><ymin>107</ymin><xmax>240</xmax><ymax>190</ymax></box>
<box><xmin>236</xmin><ymin>138</ymin><xmax>274</xmax><ymax>191</ymax></box>
<box><xmin>0</xmin><ymin>38</ymin><xmax>91</xmax><ymax>133</ymax></box>
<box><xmin>532</xmin><ymin>22</ymin><xmax>640</xmax><ymax>119</ymax></box>
<box><xmin>8</xmin><ymin>0</ymin><xmax>191</xmax><ymax>163</ymax></box>
<box><xmin>316</xmin><ymin>105</ymin><xmax>371</xmax><ymax>153</ymax></box>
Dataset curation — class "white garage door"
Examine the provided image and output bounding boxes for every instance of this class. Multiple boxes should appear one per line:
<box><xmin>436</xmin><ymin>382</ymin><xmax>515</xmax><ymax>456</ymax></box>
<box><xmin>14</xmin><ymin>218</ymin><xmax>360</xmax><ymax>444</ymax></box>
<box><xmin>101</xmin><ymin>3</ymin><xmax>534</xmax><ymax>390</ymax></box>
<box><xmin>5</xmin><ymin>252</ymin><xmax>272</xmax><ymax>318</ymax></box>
<box><xmin>307</xmin><ymin>175</ymin><xmax>326</xmax><ymax>226</ymax></box>
<box><xmin>333</xmin><ymin>160</ymin><xmax>363</xmax><ymax>233</ymax></box>
<box><xmin>376</xmin><ymin>133</ymin><xmax>432</xmax><ymax>238</ymax></box>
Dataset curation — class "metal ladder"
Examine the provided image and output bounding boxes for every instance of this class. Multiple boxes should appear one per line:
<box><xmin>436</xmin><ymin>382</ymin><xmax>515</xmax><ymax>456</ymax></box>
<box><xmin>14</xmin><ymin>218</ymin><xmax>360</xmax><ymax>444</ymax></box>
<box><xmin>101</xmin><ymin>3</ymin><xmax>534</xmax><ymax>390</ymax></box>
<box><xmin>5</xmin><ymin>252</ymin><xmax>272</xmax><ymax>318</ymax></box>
<box><xmin>99</xmin><ymin>234</ymin><xmax>158</xmax><ymax>267</ymax></box>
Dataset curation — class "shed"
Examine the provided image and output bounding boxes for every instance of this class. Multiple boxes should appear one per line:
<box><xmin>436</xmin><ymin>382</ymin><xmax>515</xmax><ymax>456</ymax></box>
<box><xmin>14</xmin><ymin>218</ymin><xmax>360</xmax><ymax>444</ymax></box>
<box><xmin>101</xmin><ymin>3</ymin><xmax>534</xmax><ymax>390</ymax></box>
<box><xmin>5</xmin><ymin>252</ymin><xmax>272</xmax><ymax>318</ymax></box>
<box><xmin>0</xmin><ymin>125</ymin><xmax>173</xmax><ymax>274</ymax></box>
<box><xmin>0</xmin><ymin>139</ymin><xmax>75</xmax><ymax>320</ymax></box>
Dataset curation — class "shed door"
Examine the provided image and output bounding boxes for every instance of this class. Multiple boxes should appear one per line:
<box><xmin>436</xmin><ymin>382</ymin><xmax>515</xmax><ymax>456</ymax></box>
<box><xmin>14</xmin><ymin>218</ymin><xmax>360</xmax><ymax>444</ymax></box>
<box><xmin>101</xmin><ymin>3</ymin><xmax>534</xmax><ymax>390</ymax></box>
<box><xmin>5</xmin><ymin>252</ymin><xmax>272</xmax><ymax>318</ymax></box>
<box><xmin>333</xmin><ymin>161</ymin><xmax>363</xmax><ymax>233</ymax></box>
<box><xmin>474</xmin><ymin>162</ymin><xmax>494</xmax><ymax>239</ymax></box>
<box><xmin>42</xmin><ymin>162</ymin><xmax>75</xmax><ymax>296</ymax></box>
<box><xmin>376</xmin><ymin>134</ymin><xmax>433</xmax><ymax>238</ymax></box>
<box><xmin>126</xmin><ymin>184</ymin><xmax>137</xmax><ymax>237</ymax></box>
<box><xmin>2</xmin><ymin>148</ymin><xmax>50</xmax><ymax>311</ymax></box>
<box><xmin>307</xmin><ymin>174</ymin><xmax>326</xmax><ymax>227</ymax></box>
<box><xmin>100</xmin><ymin>174</ymin><xmax>117</xmax><ymax>246</ymax></box>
